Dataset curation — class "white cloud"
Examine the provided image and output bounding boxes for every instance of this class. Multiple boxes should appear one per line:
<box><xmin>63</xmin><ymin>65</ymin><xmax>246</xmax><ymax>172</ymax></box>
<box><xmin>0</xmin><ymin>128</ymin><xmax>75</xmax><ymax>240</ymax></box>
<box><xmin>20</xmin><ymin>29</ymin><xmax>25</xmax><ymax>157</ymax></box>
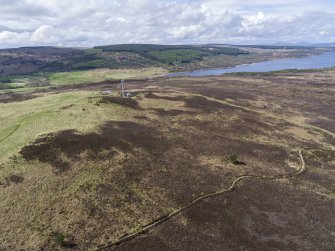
<box><xmin>30</xmin><ymin>25</ymin><xmax>56</xmax><ymax>42</ymax></box>
<box><xmin>0</xmin><ymin>0</ymin><xmax>334</xmax><ymax>48</ymax></box>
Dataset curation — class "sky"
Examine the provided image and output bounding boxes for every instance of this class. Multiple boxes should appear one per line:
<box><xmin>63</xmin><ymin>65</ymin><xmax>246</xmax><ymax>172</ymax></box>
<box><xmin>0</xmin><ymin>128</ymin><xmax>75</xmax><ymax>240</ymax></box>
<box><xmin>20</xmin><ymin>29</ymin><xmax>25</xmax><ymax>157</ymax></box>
<box><xmin>0</xmin><ymin>0</ymin><xmax>335</xmax><ymax>48</ymax></box>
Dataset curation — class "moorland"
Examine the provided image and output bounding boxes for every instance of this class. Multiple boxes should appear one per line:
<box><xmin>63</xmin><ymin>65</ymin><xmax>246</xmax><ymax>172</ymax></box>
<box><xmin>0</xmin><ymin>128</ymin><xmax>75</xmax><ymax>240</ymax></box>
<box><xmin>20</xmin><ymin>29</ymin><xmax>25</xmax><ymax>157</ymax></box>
<box><xmin>0</xmin><ymin>56</ymin><xmax>334</xmax><ymax>250</ymax></box>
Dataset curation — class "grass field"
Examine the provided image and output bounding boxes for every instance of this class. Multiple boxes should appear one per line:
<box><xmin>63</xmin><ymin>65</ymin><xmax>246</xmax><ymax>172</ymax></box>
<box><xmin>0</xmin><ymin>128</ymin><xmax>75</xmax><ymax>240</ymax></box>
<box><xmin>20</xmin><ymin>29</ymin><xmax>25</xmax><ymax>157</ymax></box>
<box><xmin>0</xmin><ymin>67</ymin><xmax>168</xmax><ymax>94</ymax></box>
<box><xmin>48</xmin><ymin>67</ymin><xmax>167</xmax><ymax>85</ymax></box>
<box><xmin>0</xmin><ymin>91</ymin><xmax>140</xmax><ymax>160</ymax></box>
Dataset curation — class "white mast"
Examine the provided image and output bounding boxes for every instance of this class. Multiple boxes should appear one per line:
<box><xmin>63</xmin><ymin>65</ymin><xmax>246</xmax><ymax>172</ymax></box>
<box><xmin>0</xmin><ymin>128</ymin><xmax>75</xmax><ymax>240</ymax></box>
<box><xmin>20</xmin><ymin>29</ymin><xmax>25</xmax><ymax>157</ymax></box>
<box><xmin>120</xmin><ymin>79</ymin><xmax>125</xmax><ymax>97</ymax></box>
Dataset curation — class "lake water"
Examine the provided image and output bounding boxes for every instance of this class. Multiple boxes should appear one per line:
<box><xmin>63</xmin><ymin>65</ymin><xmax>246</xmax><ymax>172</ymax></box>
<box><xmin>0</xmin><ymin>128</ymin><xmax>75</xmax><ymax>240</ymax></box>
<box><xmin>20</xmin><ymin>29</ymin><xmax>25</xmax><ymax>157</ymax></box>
<box><xmin>167</xmin><ymin>50</ymin><xmax>335</xmax><ymax>77</ymax></box>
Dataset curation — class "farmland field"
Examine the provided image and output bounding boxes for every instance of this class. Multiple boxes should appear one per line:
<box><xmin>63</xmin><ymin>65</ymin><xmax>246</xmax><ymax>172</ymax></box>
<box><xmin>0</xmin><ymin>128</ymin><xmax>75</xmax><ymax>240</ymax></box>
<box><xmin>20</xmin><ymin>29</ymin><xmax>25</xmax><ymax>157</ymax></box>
<box><xmin>0</xmin><ymin>68</ymin><xmax>167</xmax><ymax>95</ymax></box>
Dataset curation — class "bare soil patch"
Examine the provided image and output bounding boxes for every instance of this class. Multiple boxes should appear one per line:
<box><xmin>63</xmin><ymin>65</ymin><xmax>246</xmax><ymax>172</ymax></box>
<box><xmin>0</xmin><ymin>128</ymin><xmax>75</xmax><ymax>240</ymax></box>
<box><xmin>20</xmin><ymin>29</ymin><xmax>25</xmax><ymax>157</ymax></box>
<box><xmin>0</xmin><ymin>92</ymin><xmax>37</xmax><ymax>103</ymax></box>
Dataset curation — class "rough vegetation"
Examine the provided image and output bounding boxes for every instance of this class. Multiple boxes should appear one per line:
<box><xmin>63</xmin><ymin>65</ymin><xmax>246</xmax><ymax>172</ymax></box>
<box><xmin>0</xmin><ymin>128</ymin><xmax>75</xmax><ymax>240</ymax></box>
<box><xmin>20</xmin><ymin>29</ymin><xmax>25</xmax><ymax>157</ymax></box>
<box><xmin>0</xmin><ymin>69</ymin><xmax>334</xmax><ymax>250</ymax></box>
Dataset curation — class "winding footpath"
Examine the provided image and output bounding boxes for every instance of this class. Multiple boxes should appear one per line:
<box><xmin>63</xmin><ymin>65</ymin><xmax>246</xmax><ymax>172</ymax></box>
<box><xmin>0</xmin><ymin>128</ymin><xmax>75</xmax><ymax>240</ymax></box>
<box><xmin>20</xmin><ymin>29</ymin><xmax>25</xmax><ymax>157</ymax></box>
<box><xmin>0</xmin><ymin>116</ymin><xmax>30</xmax><ymax>144</ymax></box>
<box><xmin>96</xmin><ymin>149</ymin><xmax>306</xmax><ymax>250</ymax></box>
<box><xmin>0</xmin><ymin>99</ymin><xmax>88</xmax><ymax>146</ymax></box>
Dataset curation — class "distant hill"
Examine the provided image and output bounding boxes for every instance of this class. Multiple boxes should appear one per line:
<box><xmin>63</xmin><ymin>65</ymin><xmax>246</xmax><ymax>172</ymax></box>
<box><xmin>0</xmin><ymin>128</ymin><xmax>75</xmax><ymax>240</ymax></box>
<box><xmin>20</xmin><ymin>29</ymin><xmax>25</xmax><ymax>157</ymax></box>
<box><xmin>0</xmin><ymin>47</ymin><xmax>80</xmax><ymax>75</ymax></box>
<box><xmin>236</xmin><ymin>44</ymin><xmax>316</xmax><ymax>50</ymax></box>
<box><xmin>0</xmin><ymin>44</ymin><xmax>248</xmax><ymax>76</ymax></box>
<box><xmin>270</xmin><ymin>42</ymin><xmax>335</xmax><ymax>48</ymax></box>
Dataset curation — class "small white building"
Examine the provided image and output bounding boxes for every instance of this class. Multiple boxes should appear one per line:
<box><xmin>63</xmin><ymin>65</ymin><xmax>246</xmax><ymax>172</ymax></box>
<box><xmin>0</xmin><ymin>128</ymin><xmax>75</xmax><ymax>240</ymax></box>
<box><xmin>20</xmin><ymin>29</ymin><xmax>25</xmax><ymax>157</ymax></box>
<box><xmin>101</xmin><ymin>90</ymin><xmax>112</xmax><ymax>95</ymax></box>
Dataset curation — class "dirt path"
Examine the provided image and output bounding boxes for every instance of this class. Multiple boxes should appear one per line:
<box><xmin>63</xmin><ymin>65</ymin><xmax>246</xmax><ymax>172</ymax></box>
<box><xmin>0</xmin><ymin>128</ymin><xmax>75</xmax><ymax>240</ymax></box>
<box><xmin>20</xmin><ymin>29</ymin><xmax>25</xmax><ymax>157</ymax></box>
<box><xmin>96</xmin><ymin>149</ymin><xmax>306</xmax><ymax>250</ymax></box>
<box><xmin>0</xmin><ymin>116</ymin><xmax>30</xmax><ymax>144</ymax></box>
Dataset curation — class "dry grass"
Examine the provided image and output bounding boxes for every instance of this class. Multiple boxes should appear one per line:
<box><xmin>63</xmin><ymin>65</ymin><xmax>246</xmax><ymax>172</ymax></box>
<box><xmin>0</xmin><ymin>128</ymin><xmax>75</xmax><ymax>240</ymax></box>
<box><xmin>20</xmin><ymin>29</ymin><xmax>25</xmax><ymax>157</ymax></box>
<box><xmin>1</xmin><ymin>71</ymin><xmax>334</xmax><ymax>250</ymax></box>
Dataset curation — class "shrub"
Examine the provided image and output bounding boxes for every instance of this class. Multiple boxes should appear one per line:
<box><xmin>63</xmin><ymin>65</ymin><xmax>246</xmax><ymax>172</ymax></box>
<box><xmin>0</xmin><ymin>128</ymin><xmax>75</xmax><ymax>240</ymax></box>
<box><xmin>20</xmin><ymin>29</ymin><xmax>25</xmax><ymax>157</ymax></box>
<box><xmin>228</xmin><ymin>154</ymin><xmax>246</xmax><ymax>165</ymax></box>
<box><xmin>51</xmin><ymin>231</ymin><xmax>77</xmax><ymax>248</ymax></box>
<box><xmin>51</xmin><ymin>231</ymin><xmax>66</xmax><ymax>247</ymax></box>
<box><xmin>229</xmin><ymin>154</ymin><xmax>238</xmax><ymax>164</ymax></box>
<box><xmin>6</xmin><ymin>174</ymin><xmax>24</xmax><ymax>184</ymax></box>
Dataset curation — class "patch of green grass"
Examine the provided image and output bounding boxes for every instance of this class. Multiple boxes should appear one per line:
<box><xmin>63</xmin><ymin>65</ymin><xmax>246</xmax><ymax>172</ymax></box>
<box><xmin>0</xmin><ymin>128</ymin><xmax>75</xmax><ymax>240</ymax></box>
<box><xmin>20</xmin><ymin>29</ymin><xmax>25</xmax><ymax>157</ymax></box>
<box><xmin>48</xmin><ymin>71</ymin><xmax>102</xmax><ymax>85</ymax></box>
<box><xmin>0</xmin><ymin>68</ymin><xmax>168</xmax><ymax>93</ymax></box>
<box><xmin>0</xmin><ymin>83</ymin><xmax>26</xmax><ymax>90</ymax></box>
<box><xmin>0</xmin><ymin>91</ymin><xmax>137</xmax><ymax>160</ymax></box>
<box><xmin>48</xmin><ymin>68</ymin><xmax>167</xmax><ymax>85</ymax></box>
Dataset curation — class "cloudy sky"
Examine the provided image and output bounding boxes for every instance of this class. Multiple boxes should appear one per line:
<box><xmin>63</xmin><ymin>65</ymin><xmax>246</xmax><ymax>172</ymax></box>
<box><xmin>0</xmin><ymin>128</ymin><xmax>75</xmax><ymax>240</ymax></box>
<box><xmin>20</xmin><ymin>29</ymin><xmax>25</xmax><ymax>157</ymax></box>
<box><xmin>0</xmin><ymin>0</ymin><xmax>335</xmax><ymax>48</ymax></box>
